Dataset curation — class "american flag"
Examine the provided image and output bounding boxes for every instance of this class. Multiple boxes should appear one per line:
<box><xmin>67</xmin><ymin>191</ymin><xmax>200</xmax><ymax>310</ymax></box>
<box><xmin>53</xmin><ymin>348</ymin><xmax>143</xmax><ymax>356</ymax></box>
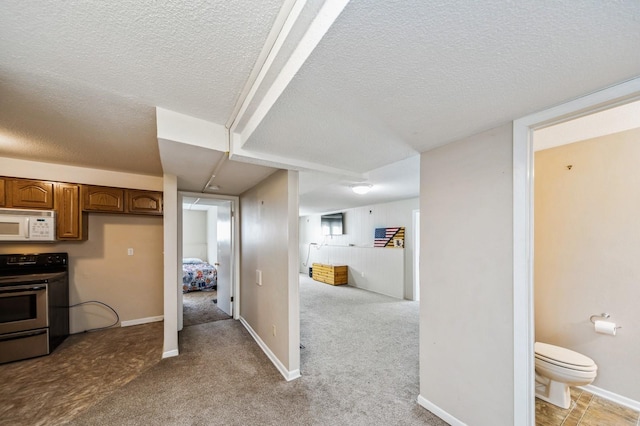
<box><xmin>374</xmin><ymin>227</ymin><xmax>403</xmax><ymax>247</ymax></box>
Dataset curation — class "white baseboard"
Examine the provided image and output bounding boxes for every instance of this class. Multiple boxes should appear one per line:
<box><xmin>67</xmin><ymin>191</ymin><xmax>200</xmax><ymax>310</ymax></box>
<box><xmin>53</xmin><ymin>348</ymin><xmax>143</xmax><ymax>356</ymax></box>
<box><xmin>579</xmin><ymin>384</ymin><xmax>640</xmax><ymax>411</ymax></box>
<box><xmin>162</xmin><ymin>349</ymin><xmax>179</xmax><ymax>359</ymax></box>
<box><xmin>417</xmin><ymin>395</ymin><xmax>467</xmax><ymax>426</ymax></box>
<box><xmin>121</xmin><ymin>315</ymin><xmax>164</xmax><ymax>327</ymax></box>
<box><xmin>239</xmin><ymin>316</ymin><xmax>301</xmax><ymax>382</ymax></box>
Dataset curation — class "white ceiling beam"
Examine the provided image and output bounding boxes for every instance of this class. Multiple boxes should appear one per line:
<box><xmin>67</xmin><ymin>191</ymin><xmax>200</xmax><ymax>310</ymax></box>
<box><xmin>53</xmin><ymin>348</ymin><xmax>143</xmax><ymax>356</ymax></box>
<box><xmin>156</xmin><ymin>107</ymin><xmax>228</xmax><ymax>151</ymax></box>
<box><xmin>227</xmin><ymin>0</ymin><xmax>351</xmax><ymax>168</ymax></box>
<box><xmin>225</xmin><ymin>0</ymin><xmax>302</xmax><ymax>130</ymax></box>
<box><xmin>229</xmin><ymin>131</ymin><xmax>365</xmax><ymax>178</ymax></box>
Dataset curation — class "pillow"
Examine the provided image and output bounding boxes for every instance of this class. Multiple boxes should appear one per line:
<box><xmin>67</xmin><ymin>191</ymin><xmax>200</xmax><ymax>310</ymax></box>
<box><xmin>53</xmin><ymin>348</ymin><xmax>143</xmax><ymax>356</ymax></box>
<box><xmin>183</xmin><ymin>258</ymin><xmax>204</xmax><ymax>264</ymax></box>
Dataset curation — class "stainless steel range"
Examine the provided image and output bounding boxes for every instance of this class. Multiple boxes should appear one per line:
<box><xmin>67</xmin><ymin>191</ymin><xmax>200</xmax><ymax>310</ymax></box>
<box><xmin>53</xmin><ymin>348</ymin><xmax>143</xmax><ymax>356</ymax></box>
<box><xmin>0</xmin><ymin>253</ymin><xmax>69</xmax><ymax>364</ymax></box>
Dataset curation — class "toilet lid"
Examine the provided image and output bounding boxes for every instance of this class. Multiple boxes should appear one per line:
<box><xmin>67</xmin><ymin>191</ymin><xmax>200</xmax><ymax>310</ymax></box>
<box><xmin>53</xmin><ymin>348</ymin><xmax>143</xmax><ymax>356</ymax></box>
<box><xmin>535</xmin><ymin>342</ymin><xmax>596</xmax><ymax>368</ymax></box>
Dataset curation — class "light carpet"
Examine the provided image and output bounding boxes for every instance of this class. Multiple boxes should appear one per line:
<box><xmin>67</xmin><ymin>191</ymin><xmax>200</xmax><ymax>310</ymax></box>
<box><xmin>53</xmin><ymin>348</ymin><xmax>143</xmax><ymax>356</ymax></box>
<box><xmin>68</xmin><ymin>275</ymin><xmax>446</xmax><ymax>425</ymax></box>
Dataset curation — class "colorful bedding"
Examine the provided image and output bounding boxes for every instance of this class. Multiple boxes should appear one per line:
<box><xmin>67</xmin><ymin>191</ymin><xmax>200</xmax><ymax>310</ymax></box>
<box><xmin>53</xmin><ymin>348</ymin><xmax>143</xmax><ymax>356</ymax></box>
<box><xmin>182</xmin><ymin>258</ymin><xmax>217</xmax><ymax>293</ymax></box>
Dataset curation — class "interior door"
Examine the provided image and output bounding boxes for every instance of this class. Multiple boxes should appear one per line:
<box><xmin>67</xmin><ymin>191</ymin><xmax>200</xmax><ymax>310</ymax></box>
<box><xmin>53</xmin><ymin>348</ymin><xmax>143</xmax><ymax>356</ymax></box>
<box><xmin>216</xmin><ymin>201</ymin><xmax>232</xmax><ymax>316</ymax></box>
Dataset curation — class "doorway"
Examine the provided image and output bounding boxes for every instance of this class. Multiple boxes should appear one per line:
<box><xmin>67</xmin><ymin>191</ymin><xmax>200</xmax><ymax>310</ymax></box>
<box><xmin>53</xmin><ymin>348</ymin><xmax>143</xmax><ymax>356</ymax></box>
<box><xmin>178</xmin><ymin>192</ymin><xmax>240</xmax><ymax>330</ymax></box>
<box><xmin>531</xmin><ymin>99</ymin><xmax>640</xmax><ymax>425</ymax></box>
<box><xmin>513</xmin><ymin>77</ymin><xmax>640</xmax><ymax>425</ymax></box>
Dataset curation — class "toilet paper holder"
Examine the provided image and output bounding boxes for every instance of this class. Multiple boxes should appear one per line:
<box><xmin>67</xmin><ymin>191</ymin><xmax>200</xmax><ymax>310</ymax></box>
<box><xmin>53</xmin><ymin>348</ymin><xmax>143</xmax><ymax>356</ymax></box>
<box><xmin>590</xmin><ymin>313</ymin><xmax>622</xmax><ymax>330</ymax></box>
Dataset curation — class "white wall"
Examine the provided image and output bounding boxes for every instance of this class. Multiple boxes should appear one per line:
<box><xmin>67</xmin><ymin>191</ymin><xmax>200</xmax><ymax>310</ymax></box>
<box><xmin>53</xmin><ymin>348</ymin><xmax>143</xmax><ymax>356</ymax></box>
<box><xmin>419</xmin><ymin>124</ymin><xmax>514</xmax><ymax>425</ymax></box>
<box><xmin>299</xmin><ymin>198</ymin><xmax>418</xmax><ymax>300</ymax></box>
<box><xmin>535</xmin><ymin>128</ymin><xmax>640</xmax><ymax>402</ymax></box>
<box><xmin>182</xmin><ymin>207</ymin><xmax>219</xmax><ymax>263</ymax></box>
<box><xmin>163</xmin><ymin>173</ymin><xmax>178</xmax><ymax>358</ymax></box>
<box><xmin>240</xmin><ymin>170</ymin><xmax>300</xmax><ymax>378</ymax></box>
<box><xmin>182</xmin><ymin>209</ymin><xmax>207</xmax><ymax>261</ymax></box>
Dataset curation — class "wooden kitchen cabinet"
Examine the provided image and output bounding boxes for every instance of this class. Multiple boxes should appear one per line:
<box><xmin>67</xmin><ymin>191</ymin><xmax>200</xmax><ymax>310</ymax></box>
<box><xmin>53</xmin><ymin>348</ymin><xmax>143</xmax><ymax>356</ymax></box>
<box><xmin>1</xmin><ymin>177</ymin><xmax>162</xmax><ymax>238</ymax></box>
<box><xmin>0</xmin><ymin>178</ymin><xmax>5</xmax><ymax>207</ymax></box>
<box><xmin>55</xmin><ymin>183</ymin><xmax>88</xmax><ymax>240</ymax></box>
<box><xmin>82</xmin><ymin>185</ymin><xmax>124</xmax><ymax>212</ymax></box>
<box><xmin>312</xmin><ymin>263</ymin><xmax>348</xmax><ymax>285</ymax></box>
<box><xmin>8</xmin><ymin>179</ymin><xmax>55</xmax><ymax>209</ymax></box>
<box><xmin>126</xmin><ymin>190</ymin><xmax>163</xmax><ymax>215</ymax></box>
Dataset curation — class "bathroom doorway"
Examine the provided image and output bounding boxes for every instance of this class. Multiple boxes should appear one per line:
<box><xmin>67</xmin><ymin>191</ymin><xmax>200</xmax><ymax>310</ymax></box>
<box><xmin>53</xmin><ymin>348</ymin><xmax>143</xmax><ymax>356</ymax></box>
<box><xmin>513</xmin><ymin>77</ymin><xmax>640</xmax><ymax>425</ymax></box>
<box><xmin>531</xmin><ymin>99</ymin><xmax>640</xmax><ymax>422</ymax></box>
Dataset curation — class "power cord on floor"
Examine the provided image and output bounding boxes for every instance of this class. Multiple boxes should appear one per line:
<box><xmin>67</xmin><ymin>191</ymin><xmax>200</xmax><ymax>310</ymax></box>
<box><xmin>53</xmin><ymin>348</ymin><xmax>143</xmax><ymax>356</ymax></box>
<box><xmin>68</xmin><ymin>301</ymin><xmax>120</xmax><ymax>332</ymax></box>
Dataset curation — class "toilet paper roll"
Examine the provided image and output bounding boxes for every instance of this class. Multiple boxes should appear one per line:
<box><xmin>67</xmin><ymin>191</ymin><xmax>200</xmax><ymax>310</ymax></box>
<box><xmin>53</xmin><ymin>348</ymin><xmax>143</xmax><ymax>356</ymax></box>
<box><xmin>594</xmin><ymin>320</ymin><xmax>617</xmax><ymax>336</ymax></box>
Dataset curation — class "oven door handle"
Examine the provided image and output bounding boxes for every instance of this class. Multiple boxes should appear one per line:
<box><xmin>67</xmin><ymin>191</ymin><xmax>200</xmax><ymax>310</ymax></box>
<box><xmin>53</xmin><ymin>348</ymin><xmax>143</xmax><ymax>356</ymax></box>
<box><xmin>0</xmin><ymin>285</ymin><xmax>46</xmax><ymax>294</ymax></box>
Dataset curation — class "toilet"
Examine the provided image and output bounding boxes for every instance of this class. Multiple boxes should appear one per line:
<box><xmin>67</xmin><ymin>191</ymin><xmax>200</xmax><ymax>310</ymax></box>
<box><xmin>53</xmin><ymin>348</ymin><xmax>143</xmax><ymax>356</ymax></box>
<box><xmin>534</xmin><ymin>342</ymin><xmax>598</xmax><ymax>409</ymax></box>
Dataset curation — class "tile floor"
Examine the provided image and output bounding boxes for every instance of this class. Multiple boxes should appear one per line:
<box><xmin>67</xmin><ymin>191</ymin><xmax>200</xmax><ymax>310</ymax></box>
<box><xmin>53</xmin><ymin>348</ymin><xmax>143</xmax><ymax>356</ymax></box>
<box><xmin>536</xmin><ymin>388</ymin><xmax>640</xmax><ymax>426</ymax></box>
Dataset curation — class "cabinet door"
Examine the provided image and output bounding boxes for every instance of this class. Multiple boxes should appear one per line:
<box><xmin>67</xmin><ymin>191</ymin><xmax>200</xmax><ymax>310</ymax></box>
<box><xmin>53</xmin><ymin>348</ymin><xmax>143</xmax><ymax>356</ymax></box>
<box><xmin>82</xmin><ymin>185</ymin><xmax>124</xmax><ymax>212</ymax></box>
<box><xmin>9</xmin><ymin>179</ymin><xmax>54</xmax><ymax>209</ymax></box>
<box><xmin>0</xmin><ymin>178</ymin><xmax>5</xmax><ymax>207</ymax></box>
<box><xmin>55</xmin><ymin>183</ymin><xmax>87</xmax><ymax>240</ymax></box>
<box><xmin>126</xmin><ymin>190</ymin><xmax>163</xmax><ymax>215</ymax></box>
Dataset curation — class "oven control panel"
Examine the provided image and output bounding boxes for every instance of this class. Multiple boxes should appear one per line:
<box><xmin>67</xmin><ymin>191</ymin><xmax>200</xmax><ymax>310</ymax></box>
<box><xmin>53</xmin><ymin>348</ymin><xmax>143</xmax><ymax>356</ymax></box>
<box><xmin>0</xmin><ymin>253</ymin><xmax>68</xmax><ymax>273</ymax></box>
<box><xmin>6</xmin><ymin>255</ymin><xmax>38</xmax><ymax>265</ymax></box>
<box><xmin>44</xmin><ymin>255</ymin><xmax>66</xmax><ymax>265</ymax></box>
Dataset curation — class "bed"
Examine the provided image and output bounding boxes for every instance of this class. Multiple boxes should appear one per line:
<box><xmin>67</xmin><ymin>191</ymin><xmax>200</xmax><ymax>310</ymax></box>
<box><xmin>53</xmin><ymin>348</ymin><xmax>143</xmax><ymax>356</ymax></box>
<box><xmin>182</xmin><ymin>258</ymin><xmax>217</xmax><ymax>293</ymax></box>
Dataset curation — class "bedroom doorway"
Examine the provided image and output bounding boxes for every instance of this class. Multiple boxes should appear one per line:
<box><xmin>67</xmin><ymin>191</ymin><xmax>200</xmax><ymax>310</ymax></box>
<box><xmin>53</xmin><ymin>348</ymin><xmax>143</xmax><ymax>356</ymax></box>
<box><xmin>178</xmin><ymin>192</ymin><xmax>239</xmax><ymax>330</ymax></box>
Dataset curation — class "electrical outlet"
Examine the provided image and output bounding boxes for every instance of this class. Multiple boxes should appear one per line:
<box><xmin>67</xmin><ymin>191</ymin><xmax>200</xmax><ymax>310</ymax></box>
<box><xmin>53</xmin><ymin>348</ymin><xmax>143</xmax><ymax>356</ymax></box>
<box><xmin>127</xmin><ymin>248</ymin><xmax>134</xmax><ymax>256</ymax></box>
<box><xmin>361</xmin><ymin>271</ymin><xmax>365</xmax><ymax>277</ymax></box>
<box><xmin>272</xmin><ymin>325</ymin><xmax>276</xmax><ymax>336</ymax></box>
<box><xmin>256</xmin><ymin>269</ymin><xmax>262</xmax><ymax>286</ymax></box>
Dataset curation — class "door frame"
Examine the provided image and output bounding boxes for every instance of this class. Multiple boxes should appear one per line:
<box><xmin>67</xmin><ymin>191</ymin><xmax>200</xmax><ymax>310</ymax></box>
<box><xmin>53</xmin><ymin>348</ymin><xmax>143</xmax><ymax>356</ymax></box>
<box><xmin>412</xmin><ymin>209</ymin><xmax>420</xmax><ymax>301</ymax></box>
<box><xmin>512</xmin><ymin>77</ymin><xmax>640</xmax><ymax>425</ymax></box>
<box><xmin>178</xmin><ymin>191</ymin><xmax>241</xmax><ymax>328</ymax></box>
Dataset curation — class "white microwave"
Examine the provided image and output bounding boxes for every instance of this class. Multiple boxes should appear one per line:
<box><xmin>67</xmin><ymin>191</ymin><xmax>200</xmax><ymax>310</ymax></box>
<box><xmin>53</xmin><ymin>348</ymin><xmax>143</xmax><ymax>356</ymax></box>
<box><xmin>0</xmin><ymin>208</ymin><xmax>56</xmax><ymax>241</ymax></box>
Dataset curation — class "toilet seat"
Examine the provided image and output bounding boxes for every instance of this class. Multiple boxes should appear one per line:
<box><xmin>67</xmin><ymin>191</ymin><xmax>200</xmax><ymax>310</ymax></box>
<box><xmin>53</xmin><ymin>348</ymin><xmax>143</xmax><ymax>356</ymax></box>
<box><xmin>535</xmin><ymin>354</ymin><xmax>597</xmax><ymax>372</ymax></box>
<box><xmin>535</xmin><ymin>342</ymin><xmax>597</xmax><ymax>372</ymax></box>
<box><xmin>535</xmin><ymin>358</ymin><xmax>598</xmax><ymax>381</ymax></box>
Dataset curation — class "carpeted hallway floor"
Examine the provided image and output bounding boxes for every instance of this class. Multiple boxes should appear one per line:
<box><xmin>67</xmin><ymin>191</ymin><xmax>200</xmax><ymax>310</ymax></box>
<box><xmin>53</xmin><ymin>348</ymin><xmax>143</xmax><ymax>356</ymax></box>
<box><xmin>2</xmin><ymin>275</ymin><xmax>446</xmax><ymax>425</ymax></box>
<box><xmin>182</xmin><ymin>289</ymin><xmax>232</xmax><ymax>326</ymax></box>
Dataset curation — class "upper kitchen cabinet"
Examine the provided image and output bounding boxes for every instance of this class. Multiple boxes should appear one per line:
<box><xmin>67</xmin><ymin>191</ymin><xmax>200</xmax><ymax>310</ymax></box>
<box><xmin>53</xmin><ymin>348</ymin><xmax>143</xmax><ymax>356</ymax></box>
<box><xmin>55</xmin><ymin>183</ymin><xmax>88</xmax><ymax>240</ymax></box>
<box><xmin>81</xmin><ymin>185</ymin><xmax>125</xmax><ymax>213</ymax></box>
<box><xmin>81</xmin><ymin>185</ymin><xmax>163</xmax><ymax>216</ymax></box>
<box><xmin>126</xmin><ymin>190</ymin><xmax>163</xmax><ymax>215</ymax></box>
<box><xmin>8</xmin><ymin>179</ymin><xmax>55</xmax><ymax>209</ymax></box>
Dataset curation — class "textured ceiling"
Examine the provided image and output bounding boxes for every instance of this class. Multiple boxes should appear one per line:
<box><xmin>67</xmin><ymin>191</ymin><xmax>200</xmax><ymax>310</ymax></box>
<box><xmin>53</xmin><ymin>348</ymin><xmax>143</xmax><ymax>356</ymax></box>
<box><xmin>0</xmin><ymin>0</ymin><xmax>283</xmax><ymax>176</ymax></box>
<box><xmin>1</xmin><ymin>0</ymin><xmax>639</xmax><ymax>213</ymax></box>
<box><xmin>1</xmin><ymin>0</ymin><xmax>283</xmax><ymax>123</ymax></box>
<box><xmin>244</xmin><ymin>0</ymin><xmax>640</xmax><ymax>172</ymax></box>
<box><xmin>0</xmin><ymin>68</ymin><xmax>161</xmax><ymax>175</ymax></box>
<box><xmin>158</xmin><ymin>139</ymin><xmax>276</xmax><ymax>195</ymax></box>
<box><xmin>298</xmin><ymin>155</ymin><xmax>420</xmax><ymax>215</ymax></box>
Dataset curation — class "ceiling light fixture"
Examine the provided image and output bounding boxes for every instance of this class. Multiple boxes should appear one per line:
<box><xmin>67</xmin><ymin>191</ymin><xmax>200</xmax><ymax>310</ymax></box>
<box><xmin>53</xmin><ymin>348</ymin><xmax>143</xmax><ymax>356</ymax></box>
<box><xmin>351</xmin><ymin>184</ymin><xmax>372</xmax><ymax>195</ymax></box>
